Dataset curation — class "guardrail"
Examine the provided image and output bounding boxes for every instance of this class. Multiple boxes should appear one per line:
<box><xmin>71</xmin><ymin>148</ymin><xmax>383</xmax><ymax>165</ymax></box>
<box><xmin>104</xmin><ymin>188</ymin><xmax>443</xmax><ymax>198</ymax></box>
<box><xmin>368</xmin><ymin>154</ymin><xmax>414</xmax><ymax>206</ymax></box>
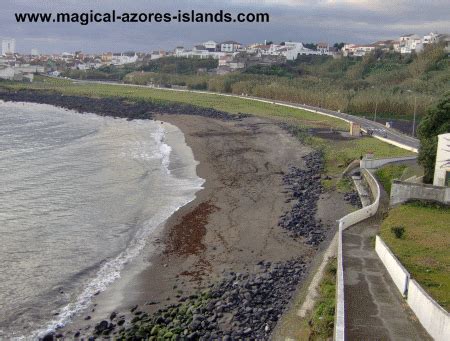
<box><xmin>334</xmin><ymin>169</ymin><xmax>381</xmax><ymax>340</ymax></box>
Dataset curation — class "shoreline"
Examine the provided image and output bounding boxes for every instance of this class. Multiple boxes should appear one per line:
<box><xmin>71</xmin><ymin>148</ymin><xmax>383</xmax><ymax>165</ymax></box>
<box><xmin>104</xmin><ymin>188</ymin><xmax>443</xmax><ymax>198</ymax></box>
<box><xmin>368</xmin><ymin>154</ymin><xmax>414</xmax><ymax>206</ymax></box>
<box><xmin>0</xmin><ymin>90</ymin><xmax>354</xmax><ymax>339</ymax></box>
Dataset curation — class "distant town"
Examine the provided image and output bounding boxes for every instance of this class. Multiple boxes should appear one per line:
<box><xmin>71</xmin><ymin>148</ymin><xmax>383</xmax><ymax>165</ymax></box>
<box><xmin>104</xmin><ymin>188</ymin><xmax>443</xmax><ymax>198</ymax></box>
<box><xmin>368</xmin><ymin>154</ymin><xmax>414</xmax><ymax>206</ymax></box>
<box><xmin>1</xmin><ymin>32</ymin><xmax>449</xmax><ymax>82</ymax></box>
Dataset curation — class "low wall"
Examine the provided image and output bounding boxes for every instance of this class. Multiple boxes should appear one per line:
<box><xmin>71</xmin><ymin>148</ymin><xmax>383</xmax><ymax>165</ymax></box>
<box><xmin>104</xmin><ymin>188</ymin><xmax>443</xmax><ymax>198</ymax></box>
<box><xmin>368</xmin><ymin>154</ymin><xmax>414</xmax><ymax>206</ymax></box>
<box><xmin>360</xmin><ymin>155</ymin><xmax>417</xmax><ymax>169</ymax></box>
<box><xmin>407</xmin><ymin>279</ymin><xmax>450</xmax><ymax>341</ymax></box>
<box><xmin>335</xmin><ymin>169</ymin><xmax>380</xmax><ymax>340</ymax></box>
<box><xmin>374</xmin><ymin>236</ymin><xmax>410</xmax><ymax>296</ymax></box>
<box><xmin>376</xmin><ymin>235</ymin><xmax>450</xmax><ymax>341</ymax></box>
<box><xmin>390</xmin><ymin>180</ymin><xmax>450</xmax><ymax>206</ymax></box>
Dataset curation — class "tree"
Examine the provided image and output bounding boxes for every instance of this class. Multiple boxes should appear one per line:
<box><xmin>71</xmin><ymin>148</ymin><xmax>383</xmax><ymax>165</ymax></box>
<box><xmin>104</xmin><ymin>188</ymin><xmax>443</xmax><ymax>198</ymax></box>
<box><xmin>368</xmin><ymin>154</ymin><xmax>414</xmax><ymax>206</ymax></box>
<box><xmin>417</xmin><ymin>94</ymin><xmax>450</xmax><ymax>183</ymax></box>
<box><xmin>333</xmin><ymin>42</ymin><xmax>345</xmax><ymax>50</ymax></box>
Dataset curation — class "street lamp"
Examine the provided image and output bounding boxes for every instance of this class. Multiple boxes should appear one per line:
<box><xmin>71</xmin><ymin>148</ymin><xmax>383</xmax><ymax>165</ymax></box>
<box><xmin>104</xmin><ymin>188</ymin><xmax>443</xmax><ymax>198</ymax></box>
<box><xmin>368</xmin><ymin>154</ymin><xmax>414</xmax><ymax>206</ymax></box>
<box><xmin>406</xmin><ymin>90</ymin><xmax>417</xmax><ymax>137</ymax></box>
<box><xmin>371</xmin><ymin>86</ymin><xmax>378</xmax><ymax>122</ymax></box>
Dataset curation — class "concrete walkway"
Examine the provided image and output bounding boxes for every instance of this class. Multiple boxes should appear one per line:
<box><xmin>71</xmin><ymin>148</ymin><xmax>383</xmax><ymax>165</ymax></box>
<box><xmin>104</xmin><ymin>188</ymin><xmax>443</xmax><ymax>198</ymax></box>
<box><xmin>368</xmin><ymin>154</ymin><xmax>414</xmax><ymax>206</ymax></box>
<box><xmin>342</xmin><ymin>192</ymin><xmax>431</xmax><ymax>340</ymax></box>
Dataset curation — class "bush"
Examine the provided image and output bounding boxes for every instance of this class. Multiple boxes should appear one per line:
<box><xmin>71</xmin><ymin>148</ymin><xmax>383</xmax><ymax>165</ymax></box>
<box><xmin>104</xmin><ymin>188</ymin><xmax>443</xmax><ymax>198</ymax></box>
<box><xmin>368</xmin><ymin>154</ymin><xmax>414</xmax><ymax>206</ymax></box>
<box><xmin>391</xmin><ymin>225</ymin><xmax>405</xmax><ymax>239</ymax></box>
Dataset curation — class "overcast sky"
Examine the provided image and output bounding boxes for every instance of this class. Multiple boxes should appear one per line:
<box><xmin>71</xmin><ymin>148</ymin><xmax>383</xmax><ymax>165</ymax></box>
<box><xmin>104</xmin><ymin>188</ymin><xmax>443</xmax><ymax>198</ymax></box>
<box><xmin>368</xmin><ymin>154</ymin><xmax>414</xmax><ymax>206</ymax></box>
<box><xmin>1</xmin><ymin>0</ymin><xmax>449</xmax><ymax>53</ymax></box>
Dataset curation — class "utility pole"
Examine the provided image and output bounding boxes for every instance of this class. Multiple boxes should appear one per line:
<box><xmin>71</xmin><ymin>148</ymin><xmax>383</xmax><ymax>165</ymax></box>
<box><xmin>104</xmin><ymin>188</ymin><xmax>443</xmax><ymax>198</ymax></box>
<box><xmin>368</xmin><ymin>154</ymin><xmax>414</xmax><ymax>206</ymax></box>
<box><xmin>412</xmin><ymin>95</ymin><xmax>417</xmax><ymax>137</ymax></box>
<box><xmin>374</xmin><ymin>101</ymin><xmax>378</xmax><ymax>122</ymax></box>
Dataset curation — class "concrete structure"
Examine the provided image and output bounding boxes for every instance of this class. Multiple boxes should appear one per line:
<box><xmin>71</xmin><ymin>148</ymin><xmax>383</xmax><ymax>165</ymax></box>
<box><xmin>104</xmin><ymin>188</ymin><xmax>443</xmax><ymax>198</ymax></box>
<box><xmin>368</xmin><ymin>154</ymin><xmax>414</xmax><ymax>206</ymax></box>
<box><xmin>376</xmin><ymin>235</ymin><xmax>450</xmax><ymax>341</ymax></box>
<box><xmin>335</xmin><ymin>168</ymin><xmax>381</xmax><ymax>340</ymax></box>
<box><xmin>407</xmin><ymin>279</ymin><xmax>450</xmax><ymax>341</ymax></box>
<box><xmin>433</xmin><ymin>133</ymin><xmax>450</xmax><ymax>187</ymax></box>
<box><xmin>390</xmin><ymin>180</ymin><xmax>450</xmax><ymax>206</ymax></box>
<box><xmin>349</xmin><ymin>122</ymin><xmax>361</xmax><ymax>136</ymax></box>
<box><xmin>1</xmin><ymin>38</ymin><xmax>15</xmax><ymax>55</ymax></box>
<box><xmin>0</xmin><ymin>64</ymin><xmax>14</xmax><ymax>80</ymax></box>
<box><xmin>360</xmin><ymin>155</ymin><xmax>418</xmax><ymax>169</ymax></box>
<box><xmin>375</xmin><ymin>236</ymin><xmax>410</xmax><ymax>296</ymax></box>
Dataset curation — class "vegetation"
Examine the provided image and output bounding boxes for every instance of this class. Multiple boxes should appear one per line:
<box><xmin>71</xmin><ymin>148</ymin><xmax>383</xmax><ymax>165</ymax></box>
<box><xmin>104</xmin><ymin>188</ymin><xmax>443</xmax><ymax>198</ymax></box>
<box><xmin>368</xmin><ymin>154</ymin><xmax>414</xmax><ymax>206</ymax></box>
<box><xmin>64</xmin><ymin>43</ymin><xmax>449</xmax><ymax>122</ymax></box>
<box><xmin>417</xmin><ymin>94</ymin><xmax>450</xmax><ymax>183</ymax></box>
<box><xmin>375</xmin><ymin>164</ymin><xmax>407</xmax><ymax>194</ymax></box>
<box><xmin>308</xmin><ymin>257</ymin><xmax>337</xmax><ymax>340</ymax></box>
<box><xmin>380</xmin><ymin>202</ymin><xmax>450</xmax><ymax>310</ymax></box>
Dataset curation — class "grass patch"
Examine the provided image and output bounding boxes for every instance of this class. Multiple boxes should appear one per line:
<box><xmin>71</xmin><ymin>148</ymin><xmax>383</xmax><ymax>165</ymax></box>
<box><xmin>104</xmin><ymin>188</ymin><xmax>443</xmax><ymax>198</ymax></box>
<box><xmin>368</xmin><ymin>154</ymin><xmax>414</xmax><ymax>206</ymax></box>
<box><xmin>375</xmin><ymin>164</ymin><xmax>407</xmax><ymax>194</ymax></box>
<box><xmin>380</xmin><ymin>202</ymin><xmax>450</xmax><ymax>310</ymax></box>
<box><xmin>308</xmin><ymin>257</ymin><xmax>337</xmax><ymax>340</ymax></box>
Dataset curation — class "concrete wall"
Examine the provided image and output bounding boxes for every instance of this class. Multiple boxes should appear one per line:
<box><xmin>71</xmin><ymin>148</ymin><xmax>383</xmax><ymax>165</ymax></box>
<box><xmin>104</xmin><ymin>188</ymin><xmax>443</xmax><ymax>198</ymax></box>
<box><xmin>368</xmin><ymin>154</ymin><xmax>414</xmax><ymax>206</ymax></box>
<box><xmin>433</xmin><ymin>133</ymin><xmax>450</xmax><ymax>187</ymax></box>
<box><xmin>407</xmin><ymin>279</ymin><xmax>450</xmax><ymax>341</ymax></box>
<box><xmin>390</xmin><ymin>180</ymin><xmax>450</xmax><ymax>206</ymax></box>
<box><xmin>375</xmin><ymin>236</ymin><xmax>410</xmax><ymax>296</ymax></box>
<box><xmin>335</xmin><ymin>169</ymin><xmax>380</xmax><ymax>340</ymax></box>
<box><xmin>376</xmin><ymin>235</ymin><xmax>450</xmax><ymax>341</ymax></box>
<box><xmin>360</xmin><ymin>155</ymin><xmax>417</xmax><ymax>169</ymax></box>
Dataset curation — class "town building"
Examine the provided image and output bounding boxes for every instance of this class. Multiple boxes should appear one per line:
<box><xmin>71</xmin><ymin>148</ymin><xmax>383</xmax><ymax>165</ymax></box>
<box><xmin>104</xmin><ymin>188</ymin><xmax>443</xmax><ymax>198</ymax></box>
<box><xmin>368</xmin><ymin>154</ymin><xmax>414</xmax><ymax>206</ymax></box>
<box><xmin>202</xmin><ymin>40</ymin><xmax>218</xmax><ymax>52</ymax></box>
<box><xmin>220</xmin><ymin>41</ymin><xmax>242</xmax><ymax>53</ymax></box>
<box><xmin>1</xmin><ymin>38</ymin><xmax>16</xmax><ymax>55</ymax></box>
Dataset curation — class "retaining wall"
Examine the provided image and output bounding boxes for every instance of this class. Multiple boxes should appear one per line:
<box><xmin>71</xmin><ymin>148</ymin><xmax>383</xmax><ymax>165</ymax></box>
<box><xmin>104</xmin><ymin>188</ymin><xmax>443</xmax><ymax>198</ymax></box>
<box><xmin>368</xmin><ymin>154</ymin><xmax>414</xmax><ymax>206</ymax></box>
<box><xmin>407</xmin><ymin>279</ymin><xmax>450</xmax><ymax>341</ymax></box>
<box><xmin>390</xmin><ymin>180</ymin><xmax>450</xmax><ymax>206</ymax></box>
<box><xmin>334</xmin><ymin>169</ymin><xmax>380</xmax><ymax>340</ymax></box>
<box><xmin>374</xmin><ymin>236</ymin><xmax>409</xmax><ymax>296</ymax></box>
<box><xmin>360</xmin><ymin>155</ymin><xmax>417</xmax><ymax>169</ymax></box>
<box><xmin>376</xmin><ymin>236</ymin><xmax>450</xmax><ymax>341</ymax></box>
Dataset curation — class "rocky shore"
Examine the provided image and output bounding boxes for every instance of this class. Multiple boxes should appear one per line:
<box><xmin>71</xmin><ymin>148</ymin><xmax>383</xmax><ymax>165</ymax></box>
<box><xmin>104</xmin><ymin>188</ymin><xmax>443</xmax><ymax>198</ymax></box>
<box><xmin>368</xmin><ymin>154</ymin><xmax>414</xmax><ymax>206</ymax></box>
<box><xmin>0</xmin><ymin>88</ymin><xmax>247</xmax><ymax>121</ymax></box>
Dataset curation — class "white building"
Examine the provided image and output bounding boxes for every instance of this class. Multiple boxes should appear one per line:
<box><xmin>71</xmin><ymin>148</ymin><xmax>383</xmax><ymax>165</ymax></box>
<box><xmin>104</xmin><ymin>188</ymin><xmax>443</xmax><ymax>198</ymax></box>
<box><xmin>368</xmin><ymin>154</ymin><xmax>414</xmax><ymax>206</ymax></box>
<box><xmin>399</xmin><ymin>34</ymin><xmax>422</xmax><ymax>54</ymax></box>
<box><xmin>422</xmin><ymin>32</ymin><xmax>439</xmax><ymax>45</ymax></box>
<box><xmin>0</xmin><ymin>64</ymin><xmax>14</xmax><ymax>79</ymax></box>
<box><xmin>31</xmin><ymin>48</ymin><xmax>40</xmax><ymax>56</ymax></box>
<box><xmin>111</xmin><ymin>52</ymin><xmax>138</xmax><ymax>65</ymax></box>
<box><xmin>342</xmin><ymin>43</ymin><xmax>375</xmax><ymax>57</ymax></box>
<box><xmin>220</xmin><ymin>41</ymin><xmax>242</xmax><ymax>53</ymax></box>
<box><xmin>433</xmin><ymin>133</ymin><xmax>450</xmax><ymax>187</ymax></box>
<box><xmin>2</xmin><ymin>38</ymin><xmax>16</xmax><ymax>55</ymax></box>
<box><xmin>202</xmin><ymin>40</ymin><xmax>218</xmax><ymax>52</ymax></box>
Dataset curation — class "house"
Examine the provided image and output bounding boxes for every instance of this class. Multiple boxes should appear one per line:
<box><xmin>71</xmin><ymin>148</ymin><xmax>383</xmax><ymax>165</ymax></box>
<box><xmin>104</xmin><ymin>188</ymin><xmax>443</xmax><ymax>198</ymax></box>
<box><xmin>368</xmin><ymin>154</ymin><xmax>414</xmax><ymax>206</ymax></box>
<box><xmin>220</xmin><ymin>41</ymin><xmax>242</xmax><ymax>53</ymax></box>
<box><xmin>0</xmin><ymin>64</ymin><xmax>14</xmax><ymax>79</ymax></box>
<box><xmin>317</xmin><ymin>43</ymin><xmax>329</xmax><ymax>54</ymax></box>
<box><xmin>433</xmin><ymin>133</ymin><xmax>450</xmax><ymax>187</ymax></box>
<box><xmin>111</xmin><ymin>52</ymin><xmax>138</xmax><ymax>65</ymax></box>
<box><xmin>399</xmin><ymin>34</ymin><xmax>422</xmax><ymax>54</ymax></box>
<box><xmin>422</xmin><ymin>32</ymin><xmax>439</xmax><ymax>45</ymax></box>
<box><xmin>202</xmin><ymin>40</ymin><xmax>218</xmax><ymax>52</ymax></box>
<box><xmin>342</xmin><ymin>43</ymin><xmax>375</xmax><ymax>57</ymax></box>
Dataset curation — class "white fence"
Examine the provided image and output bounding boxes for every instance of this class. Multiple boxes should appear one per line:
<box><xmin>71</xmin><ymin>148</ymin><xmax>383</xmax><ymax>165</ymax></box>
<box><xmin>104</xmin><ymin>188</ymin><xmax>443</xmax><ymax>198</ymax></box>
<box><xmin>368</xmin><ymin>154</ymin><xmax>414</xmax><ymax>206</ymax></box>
<box><xmin>335</xmin><ymin>169</ymin><xmax>380</xmax><ymax>340</ymax></box>
<box><xmin>376</xmin><ymin>236</ymin><xmax>450</xmax><ymax>341</ymax></box>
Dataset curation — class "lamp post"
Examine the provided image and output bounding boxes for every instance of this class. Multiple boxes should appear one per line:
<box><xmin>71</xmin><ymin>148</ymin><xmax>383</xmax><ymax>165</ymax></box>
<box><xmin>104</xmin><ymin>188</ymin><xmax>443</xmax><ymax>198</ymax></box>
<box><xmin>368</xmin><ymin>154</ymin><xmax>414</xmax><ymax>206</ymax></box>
<box><xmin>371</xmin><ymin>86</ymin><xmax>378</xmax><ymax>122</ymax></box>
<box><xmin>406</xmin><ymin>90</ymin><xmax>417</xmax><ymax>137</ymax></box>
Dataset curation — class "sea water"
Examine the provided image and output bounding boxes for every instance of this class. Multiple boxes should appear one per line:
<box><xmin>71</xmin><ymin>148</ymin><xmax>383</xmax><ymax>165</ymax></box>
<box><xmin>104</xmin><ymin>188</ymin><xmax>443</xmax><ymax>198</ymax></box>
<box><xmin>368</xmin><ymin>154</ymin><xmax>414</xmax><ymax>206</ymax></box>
<box><xmin>0</xmin><ymin>101</ymin><xmax>203</xmax><ymax>339</ymax></box>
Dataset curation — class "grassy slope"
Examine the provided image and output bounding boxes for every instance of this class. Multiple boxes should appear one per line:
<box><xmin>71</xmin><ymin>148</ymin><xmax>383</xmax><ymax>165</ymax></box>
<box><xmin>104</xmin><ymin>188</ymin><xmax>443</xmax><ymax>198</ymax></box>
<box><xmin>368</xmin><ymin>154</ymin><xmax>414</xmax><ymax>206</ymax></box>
<box><xmin>375</xmin><ymin>164</ymin><xmax>407</xmax><ymax>194</ymax></box>
<box><xmin>1</xmin><ymin>78</ymin><xmax>414</xmax><ymax>178</ymax></box>
<box><xmin>380</xmin><ymin>202</ymin><xmax>450</xmax><ymax>310</ymax></box>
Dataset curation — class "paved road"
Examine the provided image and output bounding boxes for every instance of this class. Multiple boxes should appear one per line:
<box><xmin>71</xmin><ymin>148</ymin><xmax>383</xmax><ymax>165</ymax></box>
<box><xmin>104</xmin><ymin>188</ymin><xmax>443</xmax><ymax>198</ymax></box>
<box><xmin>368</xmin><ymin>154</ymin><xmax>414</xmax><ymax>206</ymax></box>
<box><xmin>342</xmin><ymin>189</ymin><xmax>431</xmax><ymax>340</ymax></box>
<box><xmin>70</xmin><ymin>79</ymin><xmax>420</xmax><ymax>152</ymax></box>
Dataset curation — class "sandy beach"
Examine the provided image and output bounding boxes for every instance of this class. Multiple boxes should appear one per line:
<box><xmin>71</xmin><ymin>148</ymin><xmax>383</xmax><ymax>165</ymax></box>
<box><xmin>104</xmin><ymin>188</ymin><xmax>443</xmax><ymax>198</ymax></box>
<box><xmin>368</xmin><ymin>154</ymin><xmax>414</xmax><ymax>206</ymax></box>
<box><xmin>60</xmin><ymin>113</ymin><xmax>352</xmax><ymax>338</ymax></box>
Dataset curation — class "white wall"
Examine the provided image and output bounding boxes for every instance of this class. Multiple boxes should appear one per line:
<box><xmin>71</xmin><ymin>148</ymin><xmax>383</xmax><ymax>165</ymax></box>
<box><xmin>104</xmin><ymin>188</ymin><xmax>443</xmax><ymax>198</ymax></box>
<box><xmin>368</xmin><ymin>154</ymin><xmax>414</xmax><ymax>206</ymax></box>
<box><xmin>375</xmin><ymin>236</ymin><xmax>409</xmax><ymax>296</ymax></box>
<box><xmin>434</xmin><ymin>133</ymin><xmax>450</xmax><ymax>187</ymax></box>
<box><xmin>360</xmin><ymin>156</ymin><xmax>417</xmax><ymax>169</ymax></box>
<box><xmin>407</xmin><ymin>279</ymin><xmax>450</xmax><ymax>341</ymax></box>
<box><xmin>376</xmin><ymin>235</ymin><xmax>450</xmax><ymax>341</ymax></box>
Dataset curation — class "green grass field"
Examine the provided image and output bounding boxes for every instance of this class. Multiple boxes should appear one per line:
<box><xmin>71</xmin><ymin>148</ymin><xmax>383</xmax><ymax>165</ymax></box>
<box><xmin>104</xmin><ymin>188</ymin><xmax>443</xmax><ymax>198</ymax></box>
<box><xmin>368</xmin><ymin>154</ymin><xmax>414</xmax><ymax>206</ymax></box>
<box><xmin>380</xmin><ymin>202</ymin><xmax>450</xmax><ymax>310</ymax></box>
<box><xmin>1</xmin><ymin>77</ymin><xmax>415</xmax><ymax>179</ymax></box>
<box><xmin>375</xmin><ymin>164</ymin><xmax>407</xmax><ymax>194</ymax></box>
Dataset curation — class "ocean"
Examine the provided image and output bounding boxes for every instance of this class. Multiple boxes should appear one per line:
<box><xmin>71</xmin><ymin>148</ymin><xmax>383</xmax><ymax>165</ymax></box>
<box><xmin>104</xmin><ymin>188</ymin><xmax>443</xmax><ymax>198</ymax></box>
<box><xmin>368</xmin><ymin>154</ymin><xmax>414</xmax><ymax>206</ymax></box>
<box><xmin>0</xmin><ymin>101</ymin><xmax>203</xmax><ymax>339</ymax></box>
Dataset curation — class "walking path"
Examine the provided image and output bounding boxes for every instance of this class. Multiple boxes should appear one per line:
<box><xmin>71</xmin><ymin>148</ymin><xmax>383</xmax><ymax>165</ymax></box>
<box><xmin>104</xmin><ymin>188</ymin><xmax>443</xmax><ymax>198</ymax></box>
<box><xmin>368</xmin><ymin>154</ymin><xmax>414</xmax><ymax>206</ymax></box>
<box><xmin>342</xmin><ymin>190</ymin><xmax>431</xmax><ymax>340</ymax></box>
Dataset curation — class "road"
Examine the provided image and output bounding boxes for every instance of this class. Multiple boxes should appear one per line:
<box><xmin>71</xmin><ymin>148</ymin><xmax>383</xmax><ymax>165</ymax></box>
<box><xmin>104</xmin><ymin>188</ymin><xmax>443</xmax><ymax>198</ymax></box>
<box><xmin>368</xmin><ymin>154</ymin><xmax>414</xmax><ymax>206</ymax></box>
<box><xmin>69</xmin><ymin>78</ymin><xmax>420</xmax><ymax>152</ymax></box>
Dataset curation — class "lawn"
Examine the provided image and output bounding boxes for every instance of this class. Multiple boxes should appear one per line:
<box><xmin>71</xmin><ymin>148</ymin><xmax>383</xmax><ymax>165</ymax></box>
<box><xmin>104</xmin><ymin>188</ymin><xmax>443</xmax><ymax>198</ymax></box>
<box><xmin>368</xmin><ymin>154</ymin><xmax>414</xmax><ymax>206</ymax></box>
<box><xmin>380</xmin><ymin>202</ymin><xmax>450</xmax><ymax>311</ymax></box>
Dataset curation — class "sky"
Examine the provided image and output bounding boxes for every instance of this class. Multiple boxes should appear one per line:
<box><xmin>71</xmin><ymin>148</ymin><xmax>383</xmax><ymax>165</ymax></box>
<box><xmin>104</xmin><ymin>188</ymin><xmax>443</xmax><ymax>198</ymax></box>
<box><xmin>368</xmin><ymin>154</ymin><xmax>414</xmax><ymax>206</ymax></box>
<box><xmin>1</xmin><ymin>0</ymin><xmax>449</xmax><ymax>53</ymax></box>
